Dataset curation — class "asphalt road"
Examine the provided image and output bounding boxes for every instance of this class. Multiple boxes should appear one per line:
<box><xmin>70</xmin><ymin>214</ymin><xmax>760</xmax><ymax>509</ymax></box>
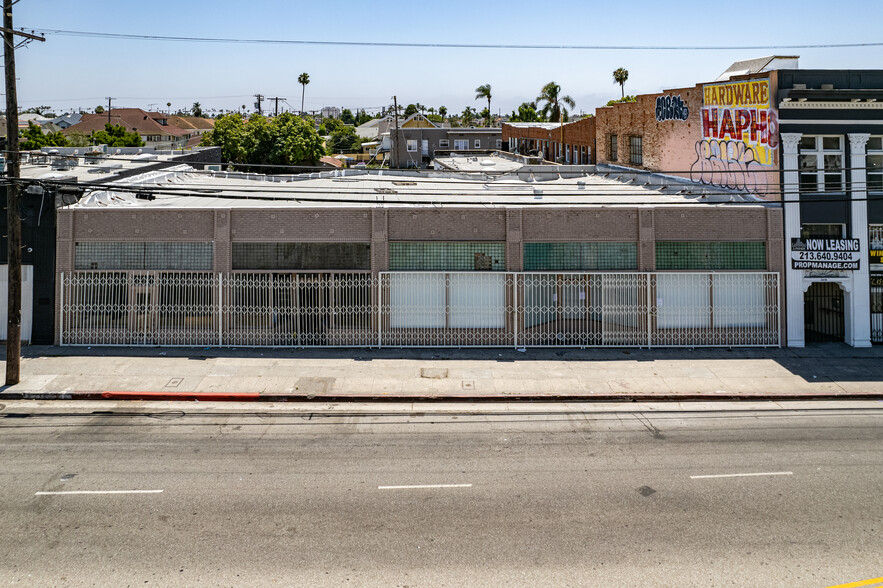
<box><xmin>1</xmin><ymin>402</ymin><xmax>881</xmax><ymax>587</ymax></box>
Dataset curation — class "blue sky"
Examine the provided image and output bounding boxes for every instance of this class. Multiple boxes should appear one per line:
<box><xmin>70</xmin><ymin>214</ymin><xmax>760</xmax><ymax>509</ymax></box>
<box><xmin>14</xmin><ymin>0</ymin><xmax>883</xmax><ymax>116</ymax></box>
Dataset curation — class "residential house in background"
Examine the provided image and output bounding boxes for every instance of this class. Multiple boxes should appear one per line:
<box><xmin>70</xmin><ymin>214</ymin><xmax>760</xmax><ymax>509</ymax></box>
<box><xmin>62</xmin><ymin>108</ymin><xmax>194</xmax><ymax>149</ymax></box>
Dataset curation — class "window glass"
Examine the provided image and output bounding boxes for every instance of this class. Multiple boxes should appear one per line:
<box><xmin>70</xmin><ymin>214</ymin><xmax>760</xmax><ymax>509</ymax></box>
<box><xmin>801</xmin><ymin>224</ymin><xmax>844</xmax><ymax>238</ymax></box>
<box><xmin>822</xmin><ymin>136</ymin><xmax>840</xmax><ymax>150</ymax></box>
<box><xmin>799</xmin><ymin>136</ymin><xmax>816</xmax><ymax>150</ymax></box>
<box><xmin>655</xmin><ymin>242</ymin><xmax>766</xmax><ymax>270</ymax></box>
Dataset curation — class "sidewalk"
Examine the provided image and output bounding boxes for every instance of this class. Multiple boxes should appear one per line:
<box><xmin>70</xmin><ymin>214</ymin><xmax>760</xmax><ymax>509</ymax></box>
<box><xmin>2</xmin><ymin>344</ymin><xmax>883</xmax><ymax>402</ymax></box>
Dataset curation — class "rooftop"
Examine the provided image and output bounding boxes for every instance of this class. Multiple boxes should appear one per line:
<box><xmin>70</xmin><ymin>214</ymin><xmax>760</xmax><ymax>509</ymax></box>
<box><xmin>64</xmin><ymin>156</ymin><xmax>765</xmax><ymax>210</ymax></box>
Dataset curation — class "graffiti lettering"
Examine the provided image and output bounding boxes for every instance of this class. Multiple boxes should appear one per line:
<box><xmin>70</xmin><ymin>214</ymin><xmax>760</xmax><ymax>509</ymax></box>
<box><xmin>701</xmin><ymin>107</ymin><xmax>778</xmax><ymax>148</ymax></box>
<box><xmin>655</xmin><ymin>95</ymin><xmax>689</xmax><ymax>122</ymax></box>
<box><xmin>689</xmin><ymin>139</ymin><xmax>775</xmax><ymax>194</ymax></box>
<box><xmin>703</xmin><ymin>80</ymin><xmax>769</xmax><ymax>108</ymax></box>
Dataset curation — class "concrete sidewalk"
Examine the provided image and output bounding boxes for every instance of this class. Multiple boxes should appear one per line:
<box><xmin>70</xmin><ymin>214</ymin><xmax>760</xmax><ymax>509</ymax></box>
<box><xmin>2</xmin><ymin>344</ymin><xmax>883</xmax><ymax>402</ymax></box>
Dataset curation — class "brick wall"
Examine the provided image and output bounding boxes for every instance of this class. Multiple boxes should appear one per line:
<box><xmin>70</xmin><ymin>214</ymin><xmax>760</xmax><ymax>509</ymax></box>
<box><xmin>502</xmin><ymin>117</ymin><xmax>596</xmax><ymax>163</ymax></box>
<box><xmin>56</xmin><ymin>203</ymin><xmax>783</xmax><ymax>343</ymax></box>
<box><xmin>595</xmin><ymin>74</ymin><xmax>781</xmax><ymax>201</ymax></box>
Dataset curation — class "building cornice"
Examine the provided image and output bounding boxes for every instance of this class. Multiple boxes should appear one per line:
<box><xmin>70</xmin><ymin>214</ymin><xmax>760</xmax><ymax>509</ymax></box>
<box><xmin>779</xmin><ymin>100</ymin><xmax>883</xmax><ymax>110</ymax></box>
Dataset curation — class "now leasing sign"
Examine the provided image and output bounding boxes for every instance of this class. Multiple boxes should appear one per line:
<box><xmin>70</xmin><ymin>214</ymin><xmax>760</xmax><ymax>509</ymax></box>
<box><xmin>791</xmin><ymin>238</ymin><xmax>861</xmax><ymax>270</ymax></box>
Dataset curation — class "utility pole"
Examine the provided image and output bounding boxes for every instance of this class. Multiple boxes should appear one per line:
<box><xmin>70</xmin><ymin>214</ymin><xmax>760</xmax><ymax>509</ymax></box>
<box><xmin>392</xmin><ymin>96</ymin><xmax>399</xmax><ymax>170</ymax></box>
<box><xmin>3</xmin><ymin>1</ymin><xmax>45</xmax><ymax>385</ymax></box>
<box><xmin>268</xmin><ymin>96</ymin><xmax>286</xmax><ymax>117</ymax></box>
<box><xmin>105</xmin><ymin>96</ymin><xmax>115</xmax><ymax>125</ymax></box>
<box><xmin>253</xmin><ymin>94</ymin><xmax>264</xmax><ymax>116</ymax></box>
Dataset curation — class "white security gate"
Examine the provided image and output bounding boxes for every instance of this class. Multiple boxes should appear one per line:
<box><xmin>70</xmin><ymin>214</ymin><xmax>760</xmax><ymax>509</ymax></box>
<box><xmin>60</xmin><ymin>271</ymin><xmax>780</xmax><ymax>348</ymax></box>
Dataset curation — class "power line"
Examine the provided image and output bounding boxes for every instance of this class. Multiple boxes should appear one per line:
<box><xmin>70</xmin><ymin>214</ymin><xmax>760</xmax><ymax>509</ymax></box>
<box><xmin>30</xmin><ymin>28</ymin><xmax>883</xmax><ymax>51</ymax></box>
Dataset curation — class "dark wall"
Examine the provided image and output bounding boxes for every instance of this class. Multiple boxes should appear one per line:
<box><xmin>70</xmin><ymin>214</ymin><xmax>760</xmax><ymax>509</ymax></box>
<box><xmin>0</xmin><ymin>185</ymin><xmax>57</xmax><ymax>344</ymax></box>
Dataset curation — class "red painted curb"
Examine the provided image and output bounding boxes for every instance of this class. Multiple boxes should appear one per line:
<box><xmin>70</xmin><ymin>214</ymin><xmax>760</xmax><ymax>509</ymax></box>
<box><xmin>101</xmin><ymin>391</ymin><xmax>261</xmax><ymax>401</ymax></box>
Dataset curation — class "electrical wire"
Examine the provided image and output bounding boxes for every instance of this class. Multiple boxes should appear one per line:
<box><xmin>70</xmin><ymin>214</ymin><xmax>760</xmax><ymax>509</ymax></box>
<box><xmin>30</xmin><ymin>28</ymin><xmax>883</xmax><ymax>51</ymax></box>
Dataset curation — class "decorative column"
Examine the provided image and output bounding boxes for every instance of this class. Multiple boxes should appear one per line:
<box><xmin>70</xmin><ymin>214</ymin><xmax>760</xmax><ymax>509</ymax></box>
<box><xmin>848</xmin><ymin>133</ymin><xmax>872</xmax><ymax>347</ymax></box>
<box><xmin>781</xmin><ymin>133</ymin><xmax>804</xmax><ymax>347</ymax></box>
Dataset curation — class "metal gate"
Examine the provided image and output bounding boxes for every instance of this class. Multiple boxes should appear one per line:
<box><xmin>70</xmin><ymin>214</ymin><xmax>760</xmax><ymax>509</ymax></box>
<box><xmin>60</xmin><ymin>271</ymin><xmax>780</xmax><ymax>348</ymax></box>
<box><xmin>871</xmin><ymin>274</ymin><xmax>883</xmax><ymax>343</ymax></box>
<box><xmin>804</xmin><ymin>282</ymin><xmax>845</xmax><ymax>343</ymax></box>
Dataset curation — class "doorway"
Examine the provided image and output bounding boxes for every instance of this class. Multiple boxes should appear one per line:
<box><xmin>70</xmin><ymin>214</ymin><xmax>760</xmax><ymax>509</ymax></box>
<box><xmin>804</xmin><ymin>282</ymin><xmax>844</xmax><ymax>343</ymax></box>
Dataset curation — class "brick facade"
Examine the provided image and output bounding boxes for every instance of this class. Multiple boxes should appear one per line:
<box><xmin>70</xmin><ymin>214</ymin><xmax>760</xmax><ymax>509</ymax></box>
<box><xmin>595</xmin><ymin>73</ymin><xmax>781</xmax><ymax>201</ymax></box>
<box><xmin>502</xmin><ymin>117</ymin><xmax>596</xmax><ymax>164</ymax></box>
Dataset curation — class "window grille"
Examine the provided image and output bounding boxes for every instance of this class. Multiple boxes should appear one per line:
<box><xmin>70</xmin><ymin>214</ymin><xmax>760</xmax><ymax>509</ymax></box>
<box><xmin>629</xmin><ymin>136</ymin><xmax>643</xmax><ymax>165</ymax></box>
<box><xmin>523</xmin><ymin>243</ymin><xmax>637</xmax><ymax>271</ymax></box>
<box><xmin>75</xmin><ymin>242</ymin><xmax>213</xmax><ymax>270</ymax></box>
<box><xmin>389</xmin><ymin>242</ymin><xmax>505</xmax><ymax>271</ymax></box>
<box><xmin>609</xmin><ymin>135</ymin><xmax>618</xmax><ymax>161</ymax></box>
<box><xmin>655</xmin><ymin>242</ymin><xmax>766</xmax><ymax>270</ymax></box>
<box><xmin>232</xmin><ymin>243</ymin><xmax>370</xmax><ymax>270</ymax></box>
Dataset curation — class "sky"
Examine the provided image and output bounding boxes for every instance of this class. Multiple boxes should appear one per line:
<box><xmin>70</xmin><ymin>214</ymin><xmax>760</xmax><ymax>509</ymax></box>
<box><xmin>12</xmin><ymin>0</ymin><xmax>883</xmax><ymax>117</ymax></box>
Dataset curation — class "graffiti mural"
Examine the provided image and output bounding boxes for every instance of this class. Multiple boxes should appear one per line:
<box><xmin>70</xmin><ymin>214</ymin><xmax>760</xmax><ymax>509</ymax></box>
<box><xmin>655</xmin><ymin>95</ymin><xmax>689</xmax><ymax>122</ymax></box>
<box><xmin>691</xmin><ymin>79</ymin><xmax>778</xmax><ymax>198</ymax></box>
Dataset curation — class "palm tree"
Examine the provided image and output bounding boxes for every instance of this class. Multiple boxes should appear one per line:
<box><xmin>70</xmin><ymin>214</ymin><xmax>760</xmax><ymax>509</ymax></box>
<box><xmin>438</xmin><ymin>106</ymin><xmax>447</xmax><ymax>121</ymax></box>
<box><xmin>475</xmin><ymin>84</ymin><xmax>492</xmax><ymax>127</ymax></box>
<box><xmin>298</xmin><ymin>72</ymin><xmax>310</xmax><ymax>115</ymax></box>
<box><xmin>536</xmin><ymin>82</ymin><xmax>575</xmax><ymax>123</ymax></box>
<box><xmin>613</xmin><ymin>68</ymin><xmax>629</xmax><ymax>99</ymax></box>
<box><xmin>166</xmin><ymin>101</ymin><xmax>172</xmax><ymax>114</ymax></box>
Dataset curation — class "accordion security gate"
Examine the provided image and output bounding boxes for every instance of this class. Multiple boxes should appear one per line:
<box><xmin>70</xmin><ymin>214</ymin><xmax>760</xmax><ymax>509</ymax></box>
<box><xmin>60</xmin><ymin>271</ymin><xmax>780</xmax><ymax>348</ymax></box>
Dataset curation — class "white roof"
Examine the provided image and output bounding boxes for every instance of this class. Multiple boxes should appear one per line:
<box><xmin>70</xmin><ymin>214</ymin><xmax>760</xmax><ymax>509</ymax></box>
<box><xmin>505</xmin><ymin>122</ymin><xmax>561</xmax><ymax>130</ymax></box>
<box><xmin>67</xmin><ymin>159</ymin><xmax>763</xmax><ymax>210</ymax></box>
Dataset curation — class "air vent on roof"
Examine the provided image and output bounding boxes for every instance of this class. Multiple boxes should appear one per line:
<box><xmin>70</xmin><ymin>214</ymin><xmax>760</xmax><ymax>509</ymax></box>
<box><xmin>820</xmin><ymin>83</ymin><xmax>834</xmax><ymax>90</ymax></box>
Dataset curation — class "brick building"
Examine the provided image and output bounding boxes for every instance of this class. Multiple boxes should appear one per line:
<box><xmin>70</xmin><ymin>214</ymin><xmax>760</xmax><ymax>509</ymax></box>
<box><xmin>51</xmin><ymin>162</ymin><xmax>783</xmax><ymax>349</ymax></box>
<box><xmin>502</xmin><ymin>117</ymin><xmax>596</xmax><ymax>164</ymax></box>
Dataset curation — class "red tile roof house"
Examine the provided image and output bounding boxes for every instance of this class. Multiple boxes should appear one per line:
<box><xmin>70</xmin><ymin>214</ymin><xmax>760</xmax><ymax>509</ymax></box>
<box><xmin>62</xmin><ymin>108</ymin><xmax>194</xmax><ymax>149</ymax></box>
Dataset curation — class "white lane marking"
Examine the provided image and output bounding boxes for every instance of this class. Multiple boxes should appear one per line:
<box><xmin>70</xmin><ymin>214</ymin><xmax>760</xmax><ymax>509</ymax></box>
<box><xmin>378</xmin><ymin>484</ymin><xmax>472</xmax><ymax>490</ymax></box>
<box><xmin>35</xmin><ymin>490</ymin><xmax>164</xmax><ymax>496</ymax></box>
<box><xmin>690</xmin><ymin>471</ymin><xmax>793</xmax><ymax>479</ymax></box>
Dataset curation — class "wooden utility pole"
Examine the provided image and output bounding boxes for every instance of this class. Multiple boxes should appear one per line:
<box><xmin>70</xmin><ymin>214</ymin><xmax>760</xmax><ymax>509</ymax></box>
<box><xmin>105</xmin><ymin>96</ymin><xmax>114</xmax><ymax>124</ymax></box>
<box><xmin>268</xmin><ymin>97</ymin><xmax>286</xmax><ymax>117</ymax></box>
<box><xmin>3</xmin><ymin>1</ymin><xmax>45</xmax><ymax>385</ymax></box>
<box><xmin>253</xmin><ymin>94</ymin><xmax>264</xmax><ymax>116</ymax></box>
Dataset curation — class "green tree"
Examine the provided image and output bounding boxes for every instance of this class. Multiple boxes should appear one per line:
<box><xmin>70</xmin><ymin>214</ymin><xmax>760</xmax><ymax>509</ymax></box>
<box><xmin>318</xmin><ymin>117</ymin><xmax>345</xmax><ymax>135</ymax></box>
<box><xmin>461</xmin><ymin>106</ymin><xmax>477</xmax><ymax>126</ymax></box>
<box><xmin>613</xmin><ymin>67</ymin><xmax>629</xmax><ymax>99</ymax></box>
<box><xmin>404</xmin><ymin>104</ymin><xmax>418</xmax><ymax>117</ymax></box>
<box><xmin>536</xmin><ymin>81</ymin><xmax>575</xmax><ymax>123</ymax></box>
<box><xmin>508</xmin><ymin>101</ymin><xmax>541</xmax><ymax>123</ymax></box>
<box><xmin>438</xmin><ymin>106</ymin><xmax>447</xmax><ymax>121</ymax></box>
<box><xmin>91</xmin><ymin>123</ymin><xmax>144</xmax><ymax>147</ymax></box>
<box><xmin>200</xmin><ymin>112</ymin><xmax>324</xmax><ymax>172</ymax></box>
<box><xmin>341</xmin><ymin>108</ymin><xmax>355</xmax><ymax>125</ymax></box>
<box><xmin>606</xmin><ymin>95</ymin><xmax>637</xmax><ymax>106</ymax></box>
<box><xmin>298</xmin><ymin>72</ymin><xmax>310</xmax><ymax>114</ymax></box>
<box><xmin>192</xmin><ymin>102</ymin><xmax>204</xmax><ymax>118</ymax></box>
<box><xmin>20</xmin><ymin>121</ymin><xmax>70</xmax><ymax>150</ymax></box>
<box><xmin>355</xmin><ymin>109</ymin><xmax>372</xmax><ymax>126</ymax></box>
<box><xmin>22</xmin><ymin>105</ymin><xmax>51</xmax><ymax>115</ymax></box>
<box><xmin>67</xmin><ymin>131</ymin><xmax>90</xmax><ymax>147</ymax></box>
<box><xmin>474</xmin><ymin>84</ymin><xmax>492</xmax><ymax>127</ymax></box>
<box><xmin>328</xmin><ymin>125</ymin><xmax>362</xmax><ymax>152</ymax></box>
<box><xmin>94</xmin><ymin>105</ymin><xmax>105</xmax><ymax>114</ymax></box>
<box><xmin>202</xmin><ymin>113</ymin><xmax>247</xmax><ymax>162</ymax></box>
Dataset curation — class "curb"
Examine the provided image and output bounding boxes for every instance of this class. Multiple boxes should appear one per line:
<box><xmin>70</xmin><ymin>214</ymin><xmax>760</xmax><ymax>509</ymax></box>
<box><xmin>1</xmin><ymin>391</ymin><xmax>882</xmax><ymax>403</ymax></box>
